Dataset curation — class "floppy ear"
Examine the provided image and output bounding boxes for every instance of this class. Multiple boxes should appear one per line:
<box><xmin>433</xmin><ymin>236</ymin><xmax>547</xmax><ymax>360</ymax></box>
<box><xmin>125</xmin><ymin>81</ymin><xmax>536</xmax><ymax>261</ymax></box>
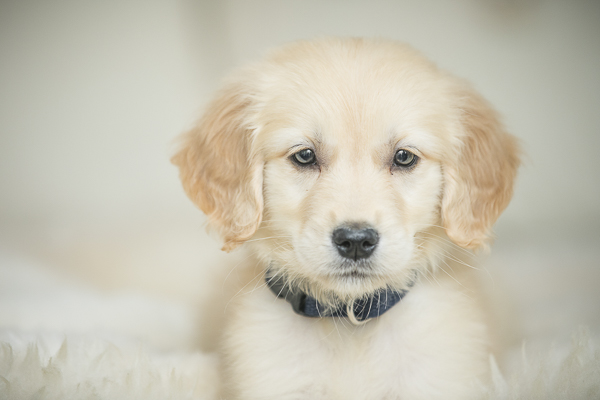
<box><xmin>172</xmin><ymin>82</ymin><xmax>263</xmax><ymax>252</ymax></box>
<box><xmin>442</xmin><ymin>87</ymin><xmax>520</xmax><ymax>249</ymax></box>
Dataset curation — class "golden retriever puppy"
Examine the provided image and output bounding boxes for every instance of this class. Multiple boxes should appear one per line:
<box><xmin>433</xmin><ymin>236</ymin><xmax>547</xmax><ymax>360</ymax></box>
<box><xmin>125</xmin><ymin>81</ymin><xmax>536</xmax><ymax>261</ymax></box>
<box><xmin>173</xmin><ymin>37</ymin><xmax>519</xmax><ymax>399</ymax></box>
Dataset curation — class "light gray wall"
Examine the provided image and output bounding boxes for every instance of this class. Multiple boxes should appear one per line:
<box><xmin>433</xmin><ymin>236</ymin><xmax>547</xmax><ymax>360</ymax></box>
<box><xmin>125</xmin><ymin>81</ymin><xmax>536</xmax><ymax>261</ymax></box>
<box><xmin>1</xmin><ymin>0</ymin><xmax>599</xmax><ymax>242</ymax></box>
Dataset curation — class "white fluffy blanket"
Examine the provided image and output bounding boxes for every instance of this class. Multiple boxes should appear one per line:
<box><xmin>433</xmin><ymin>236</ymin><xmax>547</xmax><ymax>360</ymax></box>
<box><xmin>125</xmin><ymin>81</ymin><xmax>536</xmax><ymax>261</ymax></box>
<box><xmin>0</xmin><ymin>250</ymin><xmax>219</xmax><ymax>399</ymax></box>
<box><xmin>1</xmin><ymin>246</ymin><xmax>599</xmax><ymax>399</ymax></box>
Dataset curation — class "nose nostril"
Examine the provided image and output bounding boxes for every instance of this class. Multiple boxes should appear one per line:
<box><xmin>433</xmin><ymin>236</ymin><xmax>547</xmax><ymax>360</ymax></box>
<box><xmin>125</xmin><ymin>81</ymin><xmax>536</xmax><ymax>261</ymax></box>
<box><xmin>332</xmin><ymin>226</ymin><xmax>379</xmax><ymax>260</ymax></box>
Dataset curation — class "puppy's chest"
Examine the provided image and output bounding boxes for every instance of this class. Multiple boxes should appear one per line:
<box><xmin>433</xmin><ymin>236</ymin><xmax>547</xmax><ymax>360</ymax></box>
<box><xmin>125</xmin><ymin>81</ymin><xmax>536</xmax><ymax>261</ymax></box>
<box><xmin>253</xmin><ymin>312</ymin><xmax>412</xmax><ymax>398</ymax></box>
<box><xmin>226</xmin><ymin>287</ymin><xmax>486</xmax><ymax>400</ymax></box>
<box><xmin>312</xmin><ymin>327</ymin><xmax>410</xmax><ymax>399</ymax></box>
<box><xmin>226</xmin><ymin>284</ymin><xmax>485</xmax><ymax>399</ymax></box>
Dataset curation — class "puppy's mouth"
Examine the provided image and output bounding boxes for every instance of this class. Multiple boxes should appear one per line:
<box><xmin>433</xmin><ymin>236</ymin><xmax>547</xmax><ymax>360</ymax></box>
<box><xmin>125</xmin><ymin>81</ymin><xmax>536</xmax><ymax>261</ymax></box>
<box><xmin>330</xmin><ymin>260</ymin><xmax>377</xmax><ymax>279</ymax></box>
<box><xmin>339</xmin><ymin>270</ymin><xmax>369</xmax><ymax>278</ymax></box>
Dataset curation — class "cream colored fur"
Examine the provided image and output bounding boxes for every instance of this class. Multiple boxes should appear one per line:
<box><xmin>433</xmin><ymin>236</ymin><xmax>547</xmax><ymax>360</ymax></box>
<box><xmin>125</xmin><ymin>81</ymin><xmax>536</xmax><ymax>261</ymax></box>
<box><xmin>173</xmin><ymin>38</ymin><xmax>520</xmax><ymax>399</ymax></box>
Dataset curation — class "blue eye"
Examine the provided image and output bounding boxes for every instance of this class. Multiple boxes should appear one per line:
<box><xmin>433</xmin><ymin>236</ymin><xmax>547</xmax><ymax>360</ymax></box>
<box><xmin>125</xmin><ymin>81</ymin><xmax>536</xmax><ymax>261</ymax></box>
<box><xmin>292</xmin><ymin>149</ymin><xmax>317</xmax><ymax>166</ymax></box>
<box><xmin>393</xmin><ymin>149</ymin><xmax>417</xmax><ymax>167</ymax></box>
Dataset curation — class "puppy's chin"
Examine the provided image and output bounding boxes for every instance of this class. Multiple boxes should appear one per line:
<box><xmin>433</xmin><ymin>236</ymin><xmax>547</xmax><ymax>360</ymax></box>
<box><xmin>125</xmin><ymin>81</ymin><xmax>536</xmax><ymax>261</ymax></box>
<box><xmin>290</xmin><ymin>262</ymin><xmax>414</xmax><ymax>304</ymax></box>
<box><xmin>319</xmin><ymin>276</ymin><xmax>388</xmax><ymax>302</ymax></box>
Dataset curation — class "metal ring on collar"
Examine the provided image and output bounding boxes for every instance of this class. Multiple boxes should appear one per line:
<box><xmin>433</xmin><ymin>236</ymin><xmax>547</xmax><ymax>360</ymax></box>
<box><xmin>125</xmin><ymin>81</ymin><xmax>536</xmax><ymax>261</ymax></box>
<box><xmin>346</xmin><ymin>303</ymin><xmax>369</xmax><ymax>326</ymax></box>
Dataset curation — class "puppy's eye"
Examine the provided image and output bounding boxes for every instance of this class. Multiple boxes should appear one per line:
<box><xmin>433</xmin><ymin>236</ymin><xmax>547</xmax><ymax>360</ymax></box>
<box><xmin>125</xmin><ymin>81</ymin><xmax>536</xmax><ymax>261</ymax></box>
<box><xmin>393</xmin><ymin>149</ymin><xmax>418</xmax><ymax>168</ymax></box>
<box><xmin>292</xmin><ymin>148</ymin><xmax>317</xmax><ymax>166</ymax></box>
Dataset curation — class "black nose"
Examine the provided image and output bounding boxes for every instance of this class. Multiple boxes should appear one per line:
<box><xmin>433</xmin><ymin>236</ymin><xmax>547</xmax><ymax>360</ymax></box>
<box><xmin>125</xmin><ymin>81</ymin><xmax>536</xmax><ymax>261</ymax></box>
<box><xmin>332</xmin><ymin>226</ymin><xmax>379</xmax><ymax>260</ymax></box>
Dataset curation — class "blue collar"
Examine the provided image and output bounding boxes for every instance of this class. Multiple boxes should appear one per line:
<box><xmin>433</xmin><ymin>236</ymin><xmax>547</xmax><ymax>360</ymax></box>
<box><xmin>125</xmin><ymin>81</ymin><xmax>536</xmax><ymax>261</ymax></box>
<box><xmin>265</xmin><ymin>271</ymin><xmax>412</xmax><ymax>325</ymax></box>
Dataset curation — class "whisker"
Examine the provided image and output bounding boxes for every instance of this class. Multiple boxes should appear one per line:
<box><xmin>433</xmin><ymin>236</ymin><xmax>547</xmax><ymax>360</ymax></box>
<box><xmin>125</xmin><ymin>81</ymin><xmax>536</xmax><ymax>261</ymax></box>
<box><xmin>418</xmin><ymin>241</ymin><xmax>480</xmax><ymax>271</ymax></box>
<box><xmin>332</xmin><ymin>314</ymin><xmax>343</xmax><ymax>340</ymax></box>
<box><xmin>224</xmin><ymin>243</ymin><xmax>291</xmax><ymax>310</ymax></box>
<box><xmin>416</xmin><ymin>231</ymin><xmax>475</xmax><ymax>257</ymax></box>
<box><xmin>437</xmin><ymin>260</ymin><xmax>476</xmax><ymax>300</ymax></box>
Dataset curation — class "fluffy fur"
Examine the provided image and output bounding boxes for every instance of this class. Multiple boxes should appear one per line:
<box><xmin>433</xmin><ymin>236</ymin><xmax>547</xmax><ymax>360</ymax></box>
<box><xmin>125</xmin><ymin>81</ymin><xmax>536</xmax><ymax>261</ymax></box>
<box><xmin>2</xmin><ymin>251</ymin><xmax>599</xmax><ymax>400</ymax></box>
<box><xmin>173</xmin><ymin>37</ymin><xmax>520</xmax><ymax>399</ymax></box>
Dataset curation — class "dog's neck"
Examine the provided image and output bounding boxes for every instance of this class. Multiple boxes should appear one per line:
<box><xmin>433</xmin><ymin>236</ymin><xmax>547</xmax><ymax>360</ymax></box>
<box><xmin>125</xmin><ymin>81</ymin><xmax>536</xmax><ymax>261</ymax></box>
<box><xmin>265</xmin><ymin>268</ymin><xmax>415</xmax><ymax>325</ymax></box>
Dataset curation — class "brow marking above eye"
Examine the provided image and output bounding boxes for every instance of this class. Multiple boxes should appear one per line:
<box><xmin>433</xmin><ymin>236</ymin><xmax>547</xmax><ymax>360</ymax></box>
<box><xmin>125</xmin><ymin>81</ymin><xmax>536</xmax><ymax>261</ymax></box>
<box><xmin>286</xmin><ymin>144</ymin><xmax>312</xmax><ymax>157</ymax></box>
<box><xmin>388</xmin><ymin>131</ymin><xmax>422</xmax><ymax>155</ymax></box>
<box><xmin>285</xmin><ymin>131</ymin><xmax>322</xmax><ymax>157</ymax></box>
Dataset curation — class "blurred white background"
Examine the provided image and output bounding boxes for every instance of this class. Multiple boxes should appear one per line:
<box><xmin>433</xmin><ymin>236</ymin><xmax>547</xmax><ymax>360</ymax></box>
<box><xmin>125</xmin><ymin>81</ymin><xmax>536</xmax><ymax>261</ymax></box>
<box><xmin>1</xmin><ymin>0</ymin><xmax>599</xmax><ymax>348</ymax></box>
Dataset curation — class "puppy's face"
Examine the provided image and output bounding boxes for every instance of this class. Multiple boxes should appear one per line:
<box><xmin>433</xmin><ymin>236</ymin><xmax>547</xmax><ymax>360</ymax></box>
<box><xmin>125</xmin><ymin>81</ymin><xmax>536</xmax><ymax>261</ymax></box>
<box><xmin>173</xmin><ymin>38</ymin><xmax>519</xmax><ymax>302</ymax></box>
<box><xmin>254</xmin><ymin>66</ymin><xmax>455</xmax><ymax>299</ymax></box>
<box><xmin>258</xmin><ymin>127</ymin><xmax>443</xmax><ymax>299</ymax></box>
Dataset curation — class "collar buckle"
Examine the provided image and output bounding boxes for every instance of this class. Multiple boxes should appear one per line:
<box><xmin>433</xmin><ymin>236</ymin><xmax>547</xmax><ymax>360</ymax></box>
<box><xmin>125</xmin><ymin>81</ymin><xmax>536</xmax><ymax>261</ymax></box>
<box><xmin>346</xmin><ymin>303</ymin><xmax>370</xmax><ymax>325</ymax></box>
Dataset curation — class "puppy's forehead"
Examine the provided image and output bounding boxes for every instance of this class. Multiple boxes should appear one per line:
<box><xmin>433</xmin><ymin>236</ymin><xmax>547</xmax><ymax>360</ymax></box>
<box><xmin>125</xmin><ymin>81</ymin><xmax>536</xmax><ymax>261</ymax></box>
<box><xmin>253</xmin><ymin>40</ymin><xmax>460</xmax><ymax>160</ymax></box>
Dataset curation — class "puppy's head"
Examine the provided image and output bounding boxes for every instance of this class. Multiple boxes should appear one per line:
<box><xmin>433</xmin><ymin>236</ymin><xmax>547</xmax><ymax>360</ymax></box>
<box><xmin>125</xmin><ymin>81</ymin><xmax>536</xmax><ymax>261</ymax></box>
<box><xmin>173</xmin><ymin>38</ymin><xmax>519</xmax><ymax>302</ymax></box>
